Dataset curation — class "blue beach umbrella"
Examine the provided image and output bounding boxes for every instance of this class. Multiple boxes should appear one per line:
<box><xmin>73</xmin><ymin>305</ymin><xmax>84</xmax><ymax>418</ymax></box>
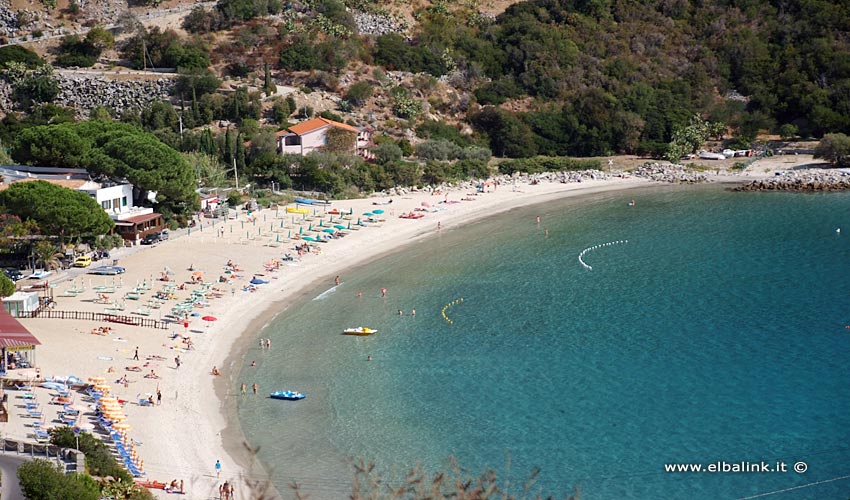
<box><xmin>299</xmin><ymin>226</ymin><xmax>303</xmax><ymax>234</ymax></box>
<box><xmin>363</xmin><ymin>212</ymin><xmax>373</xmax><ymax>217</ymax></box>
<box><xmin>372</xmin><ymin>209</ymin><xmax>384</xmax><ymax>214</ymax></box>
<box><xmin>323</xmin><ymin>228</ymin><xmax>335</xmax><ymax>233</ymax></box>
<box><xmin>334</xmin><ymin>225</ymin><xmax>346</xmax><ymax>230</ymax></box>
<box><xmin>308</xmin><ymin>223</ymin><xmax>313</xmax><ymax>231</ymax></box>
<box><xmin>349</xmin><ymin>208</ymin><xmax>353</xmax><ymax>215</ymax></box>
<box><xmin>319</xmin><ymin>220</ymin><xmax>324</xmax><ymax>227</ymax></box>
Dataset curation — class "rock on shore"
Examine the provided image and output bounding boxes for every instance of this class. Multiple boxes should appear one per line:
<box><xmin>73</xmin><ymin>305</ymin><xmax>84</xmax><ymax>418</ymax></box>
<box><xmin>733</xmin><ymin>170</ymin><xmax>850</xmax><ymax>192</ymax></box>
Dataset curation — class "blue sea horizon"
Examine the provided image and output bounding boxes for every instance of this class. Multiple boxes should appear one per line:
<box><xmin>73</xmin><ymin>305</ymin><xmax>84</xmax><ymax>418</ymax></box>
<box><xmin>238</xmin><ymin>185</ymin><xmax>850</xmax><ymax>500</ymax></box>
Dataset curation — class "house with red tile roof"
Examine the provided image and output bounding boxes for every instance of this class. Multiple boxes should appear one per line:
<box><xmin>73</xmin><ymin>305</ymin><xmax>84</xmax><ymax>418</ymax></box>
<box><xmin>276</xmin><ymin>117</ymin><xmax>373</xmax><ymax>159</ymax></box>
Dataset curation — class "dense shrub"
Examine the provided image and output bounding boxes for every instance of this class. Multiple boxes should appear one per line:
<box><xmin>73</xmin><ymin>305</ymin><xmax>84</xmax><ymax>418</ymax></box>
<box><xmin>0</xmin><ymin>45</ymin><xmax>43</xmax><ymax>67</ymax></box>
<box><xmin>497</xmin><ymin>156</ymin><xmax>602</xmax><ymax>175</ymax></box>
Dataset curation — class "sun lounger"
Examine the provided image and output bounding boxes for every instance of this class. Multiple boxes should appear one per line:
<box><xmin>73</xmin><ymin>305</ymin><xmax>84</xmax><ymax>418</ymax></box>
<box><xmin>27</xmin><ymin>409</ymin><xmax>43</xmax><ymax>418</ymax></box>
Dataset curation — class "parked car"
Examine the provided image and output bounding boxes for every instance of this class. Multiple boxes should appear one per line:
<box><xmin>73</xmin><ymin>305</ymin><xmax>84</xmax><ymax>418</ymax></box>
<box><xmin>73</xmin><ymin>255</ymin><xmax>92</xmax><ymax>267</ymax></box>
<box><xmin>141</xmin><ymin>233</ymin><xmax>160</xmax><ymax>245</ymax></box>
<box><xmin>3</xmin><ymin>268</ymin><xmax>22</xmax><ymax>281</ymax></box>
<box><xmin>87</xmin><ymin>265</ymin><xmax>126</xmax><ymax>275</ymax></box>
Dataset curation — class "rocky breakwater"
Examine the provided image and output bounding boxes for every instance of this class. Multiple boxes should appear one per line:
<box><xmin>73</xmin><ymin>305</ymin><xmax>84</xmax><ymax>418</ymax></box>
<box><xmin>56</xmin><ymin>74</ymin><xmax>174</xmax><ymax>117</ymax></box>
<box><xmin>632</xmin><ymin>163</ymin><xmax>711</xmax><ymax>183</ymax></box>
<box><xmin>733</xmin><ymin>170</ymin><xmax>850</xmax><ymax>192</ymax></box>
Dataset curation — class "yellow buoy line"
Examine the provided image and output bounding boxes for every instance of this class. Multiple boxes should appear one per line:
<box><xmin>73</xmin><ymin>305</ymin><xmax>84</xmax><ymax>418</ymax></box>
<box><xmin>441</xmin><ymin>297</ymin><xmax>464</xmax><ymax>325</ymax></box>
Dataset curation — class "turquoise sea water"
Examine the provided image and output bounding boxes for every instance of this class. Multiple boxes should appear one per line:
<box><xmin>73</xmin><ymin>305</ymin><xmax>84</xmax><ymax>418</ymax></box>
<box><xmin>237</xmin><ymin>185</ymin><xmax>850</xmax><ymax>500</ymax></box>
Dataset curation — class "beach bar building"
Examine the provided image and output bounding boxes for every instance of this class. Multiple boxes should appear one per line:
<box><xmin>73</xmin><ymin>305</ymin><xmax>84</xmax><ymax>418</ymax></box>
<box><xmin>0</xmin><ymin>307</ymin><xmax>40</xmax><ymax>374</ymax></box>
<box><xmin>112</xmin><ymin>210</ymin><xmax>164</xmax><ymax>245</ymax></box>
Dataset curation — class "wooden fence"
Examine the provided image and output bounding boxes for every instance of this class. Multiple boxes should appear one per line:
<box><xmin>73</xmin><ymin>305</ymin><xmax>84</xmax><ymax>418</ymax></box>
<box><xmin>18</xmin><ymin>309</ymin><xmax>168</xmax><ymax>329</ymax></box>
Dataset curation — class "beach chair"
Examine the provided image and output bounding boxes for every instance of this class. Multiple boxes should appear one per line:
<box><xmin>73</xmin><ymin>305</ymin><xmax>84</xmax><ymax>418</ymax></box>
<box><xmin>33</xmin><ymin>429</ymin><xmax>50</xmax><ymax>443</ymax></box>
<box><xmin>14</xmin><ymin>382</ymin><xmax>31</xmax><ymax>391</ymax></box>
<box><xmin>27</xmin><ymin>408</ymin><xmax>43</xmax><ymax>418</ymax></box>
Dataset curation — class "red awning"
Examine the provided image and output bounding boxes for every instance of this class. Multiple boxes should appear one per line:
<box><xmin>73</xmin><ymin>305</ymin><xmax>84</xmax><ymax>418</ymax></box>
<box><xmin>0</xmin><ymin>308</ymin><xmax>41</xmax><ymax>348</ymax></box>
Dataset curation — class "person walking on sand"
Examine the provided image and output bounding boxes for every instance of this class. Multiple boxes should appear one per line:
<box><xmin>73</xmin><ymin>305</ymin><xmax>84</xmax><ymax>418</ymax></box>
<box><xmin>156</xmin><ymin>388</ymin><xmax>162</xmax><ymax>405</ymax></box>
<box><xmin>335</xmin><ymin>275</ymin><xmax>340</xmax><ymax>286</ymax></box>
<box><xmin>133</xmin><ymin>346</ymin><xmax>139</xmax><ymax>361</ymax></box>
<box><xmin>174</xmin><ymin>355</ymin><xmax>181</xmax><ymax>369</ymax></box>
<box><xmin>215</xmin><ymin>459</ymin><xmax>221</xmax><ymax>479</ymax></box>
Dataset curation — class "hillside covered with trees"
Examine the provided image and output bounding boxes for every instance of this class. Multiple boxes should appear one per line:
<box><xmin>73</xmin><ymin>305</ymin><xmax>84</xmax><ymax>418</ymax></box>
<box><xmin>0</xmin><ymin>0</ymin><xmax>847</xmax><ymax>205</ymax></box>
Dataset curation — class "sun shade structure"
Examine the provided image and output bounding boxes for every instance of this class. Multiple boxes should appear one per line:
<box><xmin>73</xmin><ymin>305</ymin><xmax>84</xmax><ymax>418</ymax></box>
<box><xmin>0</xmin><ymin>307</ymin><xmax>41</xmax><ymax>374</ymax></box>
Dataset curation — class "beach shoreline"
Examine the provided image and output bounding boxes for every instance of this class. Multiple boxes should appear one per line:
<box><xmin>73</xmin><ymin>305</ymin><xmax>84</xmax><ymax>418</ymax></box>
<box><xmin>7</xmin><ymin>164</ymin><xmax>790</xmax><ymax>499</ymax></box>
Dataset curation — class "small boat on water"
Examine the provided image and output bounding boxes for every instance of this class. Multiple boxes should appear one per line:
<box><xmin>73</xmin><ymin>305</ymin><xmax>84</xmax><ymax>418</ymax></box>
<box><xmin>270</xmin><ymin>390</ymin><xmax>306</xmax><ymax>400</ymax></box>
<box><xmin>343</xmin><ymin>327</ymin><xmax>377</xmax><ymax>336</ymax></box>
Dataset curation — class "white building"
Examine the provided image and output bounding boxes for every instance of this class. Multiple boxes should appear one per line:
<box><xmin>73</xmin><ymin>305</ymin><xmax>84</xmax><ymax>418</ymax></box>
<box><xmin>2</xmin><ymin>291</ymin><xmax>40</xmax><ymax>317</ymax></box>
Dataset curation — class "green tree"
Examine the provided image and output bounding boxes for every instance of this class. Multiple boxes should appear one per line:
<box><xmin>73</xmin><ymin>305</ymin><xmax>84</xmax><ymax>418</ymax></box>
<box><xmin>0</xmin><ymin>274</ymin><xmax>14</xmax><ymax>297</ymax></box>
<box><xmin>0</xmin><ymin>46</ymin><xmax>43</xmax><ymax>67</ymax></box>
<box><xmin>0</xmin><ymin>181</ymin><xmax>115</xmax><ymax>241</ymax></box>
<box><xmin>779</xmin><ymin>123</ymin><xmax>798</xmax><ymax>140</ymax></box>
<box><xmin>814</xmin><ymin>133</ymin><xmax>850</xmax><ymax>167</ymax></box>
<box><xmin>344</xmin><ymin>81</ymin><xmax>373</xmax><ymax>107</ymax></box>
<box><xmin>30</xmin><ymin>240</ymin><xmax>63</xmax><ymax>270</ymax></box>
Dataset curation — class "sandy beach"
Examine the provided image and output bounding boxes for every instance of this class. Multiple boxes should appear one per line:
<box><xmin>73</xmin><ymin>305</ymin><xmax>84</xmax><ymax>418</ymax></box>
<box><xmin>3</xmin><ymin>159</ymin><xmax>801</xmax><ymax>498</ymax></box>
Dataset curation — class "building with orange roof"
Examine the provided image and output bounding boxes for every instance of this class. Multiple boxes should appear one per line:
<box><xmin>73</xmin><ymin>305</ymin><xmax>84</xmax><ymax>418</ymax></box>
<box><xmin>276</xmin><ymin>117</ymin><xmax>373</xmax><ymax>159</ymax></box>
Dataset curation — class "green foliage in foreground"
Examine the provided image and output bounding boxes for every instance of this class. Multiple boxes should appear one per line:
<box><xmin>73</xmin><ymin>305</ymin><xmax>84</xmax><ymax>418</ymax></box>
<box><xmin>0</xmin><ymin>274</ymin><xmax>14</xmax><ymax>297</ymax></box>
<box><xmin>0</xmin><ymin>181</ymin><xmax>114</xmax><ymax>241</ymax></box>
<box><xmin>18</xmin><ymin>458</ymin><xmax>100</xmax><ymax>500</ymax></box>
<box><xmin>50</xmin><ymin>427</ymin><xmax>133</xmax><ymax>482</ymax></box>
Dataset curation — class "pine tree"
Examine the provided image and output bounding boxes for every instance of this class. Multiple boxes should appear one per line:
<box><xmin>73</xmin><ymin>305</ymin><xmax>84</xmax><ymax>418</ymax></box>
<box><xmin>223</xmin><ymin>126</ymin><xmax>233</xmax><ymax>165</ymax></box>
<box><xmin>235</xmin><ymin>132</ymin><xmax>246</xmax><ymax>171</ymax></box>
<box><xmin>263</xmin><ymin>61</ymin><xmax>276</xmax><ymax>97</ymax></box>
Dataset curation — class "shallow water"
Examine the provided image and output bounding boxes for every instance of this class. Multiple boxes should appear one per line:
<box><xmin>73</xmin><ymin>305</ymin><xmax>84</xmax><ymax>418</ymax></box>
<box><xmin>238</xmin><ymin>185</ymin><xmax>850</xmax><ymax>499</ymax></box>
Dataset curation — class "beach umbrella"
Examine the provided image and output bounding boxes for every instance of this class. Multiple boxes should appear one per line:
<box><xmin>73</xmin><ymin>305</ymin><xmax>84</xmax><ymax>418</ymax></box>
<box><xmin>299</xmin><ymin>226</ymin><xmax>303</xmax><ymax>234</ymax></box>
<box><xmin>112</xmin><ymin>423</ymin><xmax>132</xmax><ymax>431</ymax></box>
<box><xmin>319</xmin><ymin>220</ymin><xmax>324</xmax><ymax>227</ymax></box>
<box><xmin>308</xmin><ymin>223</ymin><xmax>313</xmax><ymax>231</ymax></box>
<box><xmin>347</xmin><ymin>222</ymin><xmax>351</xmax><ymax>229</ymax></box>
<box><xmin>372</xmin><ymin>209</ymin><xmax>384</xmax><ymax>214</ymax></box>
<box><xmin>288</xmin><ymin>230</ymin><xmax>292</xmax><ymax>238</ymax></box>
<box><xmin>334</xmin><ymin>225</ymin><xmax>346</xmax><ymax>230</ymax></box>
<box><xmin>88</xmin><ymin>376</ymin><xmax>105</xmax><ymax>384</ymax></box>
<box><xmin>363</xmin><ymin>212</ymin><xmax>373</xmax><ymax>216</ymax></box>
<box><xmin>323</xmin><ymin>228</ymin><xmax>335</xmax><ymax>234</ymax></box>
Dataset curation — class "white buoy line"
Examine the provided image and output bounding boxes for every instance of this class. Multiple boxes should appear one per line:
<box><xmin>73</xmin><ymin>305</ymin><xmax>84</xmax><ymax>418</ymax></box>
<box><xmin>578</xmin><ymin>240</ymin><xmax>629</xmax><ymax>270</ymax></box>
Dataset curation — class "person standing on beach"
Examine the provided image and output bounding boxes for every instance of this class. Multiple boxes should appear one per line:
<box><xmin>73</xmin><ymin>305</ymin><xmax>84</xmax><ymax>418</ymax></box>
<box><xmin>215</xmin><ymin>459</ymin><xmax>221</xmax><ymax>479</ymax></box>
<box><xmin>174</xmin><ymin>355</ymin><xmax>181</xmax><ymax>369</ymax></box>
<box><xmin>241</xmin><ymin>383</ymin><xmax>247</xmax><ymax>395</ymax></box>
<box><xmin>252</xmin><ymin>383</ymin><xmax>258</xmax><ymax>395</ymax></box>
<box><xmin>156</xmin><ymin>388</ymin><xmax>162</xmax><ymax>405</ymax></box>
<box><xmin>133</xmin><ymin>347</ymin><xmax>139</xmax><ymax>361</ymax></box>
<box><xmin>335</xmin><ymin>275</ymin><xmax>340</xmax><ymax>286</ymax></box>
